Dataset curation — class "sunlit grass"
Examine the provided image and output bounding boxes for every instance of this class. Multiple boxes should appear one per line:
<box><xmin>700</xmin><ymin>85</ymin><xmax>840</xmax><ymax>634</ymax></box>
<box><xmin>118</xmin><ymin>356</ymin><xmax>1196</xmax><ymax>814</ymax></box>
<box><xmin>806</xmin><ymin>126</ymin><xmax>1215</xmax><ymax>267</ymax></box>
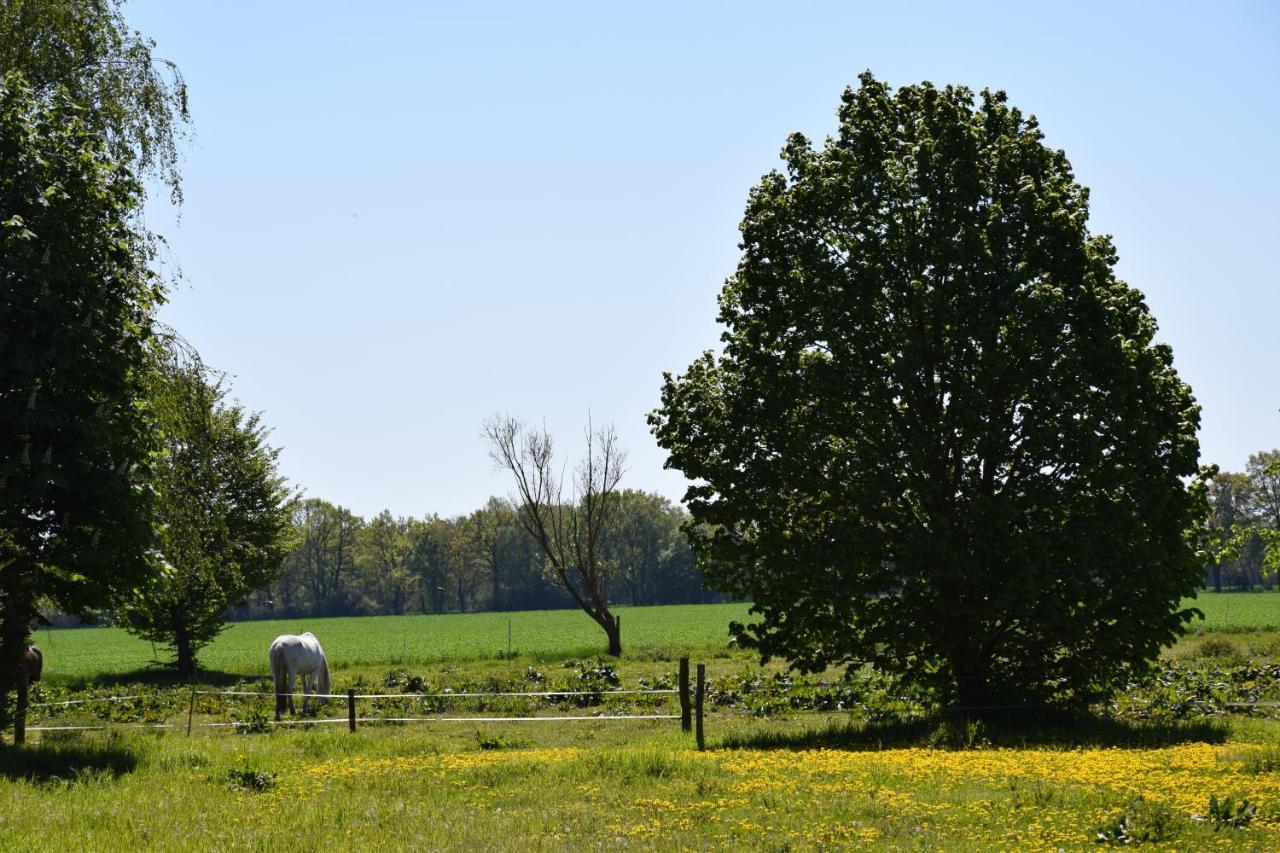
<box><xmin>34</xmin><ymin>603</ymin><xmax>751</xmax><ymax>683</ymax></box>
<box><xmin>4</xmin><ymin>722</ymin><xmax>1280</xmax><ymax>850</ymax></box>
<box><xmin>33</xmin><ymin>591</ymin><xmax>1280</xmax><ymax>684</ymax></box>
<box><xmin>10</xmin><ymin>594</ymin><xmax>1280</xmax><ymax>850</ymax></box>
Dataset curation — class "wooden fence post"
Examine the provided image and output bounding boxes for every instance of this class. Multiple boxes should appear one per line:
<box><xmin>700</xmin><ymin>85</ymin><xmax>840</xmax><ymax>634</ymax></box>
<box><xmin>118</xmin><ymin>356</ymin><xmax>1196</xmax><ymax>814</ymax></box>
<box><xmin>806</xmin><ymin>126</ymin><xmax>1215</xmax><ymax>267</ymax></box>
<box><xmin>348</xmin><ymin>689</ymin><xmax>356</xmax><ymax>733</ymax></box>
<box><xmin>186</xmin><ymin>684</ymin><xmax>197</xmax><ymax>736</ymax></box>
<box><xmin>15</xmin><ymin>665</ymin><xmax>28</xmax><ymax>746</ymax></box>
<box><xmin>679</xmin><ymin>657</ymin><xmax>691</xmax><ymax>732</ymax></box>
<box><xmin>695</xmin><ymin>663</ymin><xmax>705</xmax><ymax>751</ymax></box>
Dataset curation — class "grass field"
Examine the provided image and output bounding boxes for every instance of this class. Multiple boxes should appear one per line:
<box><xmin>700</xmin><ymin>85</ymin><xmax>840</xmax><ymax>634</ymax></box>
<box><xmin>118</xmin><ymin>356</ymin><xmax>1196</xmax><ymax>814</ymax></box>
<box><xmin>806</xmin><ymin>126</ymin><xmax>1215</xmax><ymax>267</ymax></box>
<box><xmin>29</xmin><ymin>592</ymin><xmax>1280</xmax><ymax>684</ymax></box>
<box><xmin>34</xmin><ymin>603</ymin><xmax>753</xmax><ymax>684</ymax></box>
<box><xmin>4</xmin><ymin>721</ymin><xmax>1280</xmax><ymax>851</ymax></box>
<box><xmin>8</xmin><ymin>594</ymin><xmax>1280</xmax><ymax>850</ymax></box>
<box><xmin>1190</xmin><ymin>590</ymin><xmax>1280</xmax><ymax>631</ymax></box>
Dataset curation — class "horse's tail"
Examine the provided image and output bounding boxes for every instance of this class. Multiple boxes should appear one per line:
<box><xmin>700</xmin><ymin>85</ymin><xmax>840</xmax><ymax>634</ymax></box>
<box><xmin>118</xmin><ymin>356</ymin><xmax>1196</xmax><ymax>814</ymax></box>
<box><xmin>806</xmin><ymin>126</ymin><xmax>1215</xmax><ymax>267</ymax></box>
<box><xmin>269</xmin><ymin>642</ymin><xmax>287</xmax><ymax>719</ymax></box>
<box><xmin>317</xmin><ymin>650</ymin><xmax>331</xmax><ymax>704</ymax></box>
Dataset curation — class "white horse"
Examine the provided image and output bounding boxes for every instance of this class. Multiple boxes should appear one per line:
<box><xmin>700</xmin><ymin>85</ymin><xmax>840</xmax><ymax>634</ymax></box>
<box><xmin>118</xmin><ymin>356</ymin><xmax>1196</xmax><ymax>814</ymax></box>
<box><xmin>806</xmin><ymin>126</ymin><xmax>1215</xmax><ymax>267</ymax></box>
<box><xmin>268</xmin><ymin>632</ymin><xmax>331</xmax><ymax>720</ymax></box>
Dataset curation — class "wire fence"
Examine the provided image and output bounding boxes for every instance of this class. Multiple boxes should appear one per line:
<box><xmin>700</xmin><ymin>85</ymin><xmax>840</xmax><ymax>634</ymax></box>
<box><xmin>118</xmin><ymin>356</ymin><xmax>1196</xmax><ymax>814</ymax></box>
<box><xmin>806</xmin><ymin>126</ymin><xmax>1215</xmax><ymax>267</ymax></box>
<box><xmin>13</xmin><ymin>659</ymin><xmax>705</xmax><ymax>746</ymax></box>
<box><xmin>25</xmin><ymin>688</ymin><xmax>678</xmax><ymax>708</ymax></box>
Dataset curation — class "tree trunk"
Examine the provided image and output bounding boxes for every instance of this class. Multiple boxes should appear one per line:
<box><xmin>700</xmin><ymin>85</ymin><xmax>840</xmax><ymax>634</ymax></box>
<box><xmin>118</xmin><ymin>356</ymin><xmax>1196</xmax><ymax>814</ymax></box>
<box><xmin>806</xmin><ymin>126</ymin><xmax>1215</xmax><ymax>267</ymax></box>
<box><xmin>949</xmin><ymin>644</ymin><xmax>992</xmax><ymax>710</ymax></box>
<box><xmin>602</xmin><ymin>612</ymin><xmax>622</xmax><ymax>657</ymax></box>
<box><xmin>0</xmin><ymin>562</ymin><xmax>37</xmax><ymax>711</ymax></box>
<box><xmin>175</xmin><ymin>626</ymin><xmax>196</xmax><ymax>678</ymax></box>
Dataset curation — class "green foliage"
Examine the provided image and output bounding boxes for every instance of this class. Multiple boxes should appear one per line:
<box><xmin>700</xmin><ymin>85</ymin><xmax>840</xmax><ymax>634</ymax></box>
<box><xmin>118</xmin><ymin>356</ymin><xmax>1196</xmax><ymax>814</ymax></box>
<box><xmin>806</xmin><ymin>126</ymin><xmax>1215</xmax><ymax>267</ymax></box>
<box><xmin>1204</xmin><ymin>456</ymin><xmax>1280</xmax><ymax>589</ymax></box>
<box><xmin>563</xmin><ymin>658</ymin><xmax>622</xmax><ymax>707</ymax></box>
<box><xmin>651</xmin><ymin>72</ymin><xmax>1208</xmax><ymax>707</ymax></box>
<box><xmin>472</xmin><ymin>730</ymin><xmax>529</xmax><ymax>750</ymax></box>
<box><xmin>1195</xmin><ymin>795</ymin><xmax>1256</xmax><ymax>831</ymax></box>
<box><xmin>1240</xmin><ymin>747</ymin><xmax>1280</xmax><ymax>775</ymax></box>
<box><xmin>0</xmin><ymin>72</ymin><xmax>161</xmax><ymax>698</ymax></box>
<box><xmin>0</xmin><ymin>0</ymin><xmax>190</xmax><ymax>201</ymax></box>
<box><xmin>602</xmin><ymin>490</ymin><xmax>702</xmax><ymax>606</ymax></box>
<box><xmin>276</xmin><ymin>498</ymin><xmax>365</xmax><ymax>616</ymax></box>
<box><xmin>1094</xmin><ymin>798</ymin><xmax>1182</xmax><ymax>845</ymax></box>
<box><xmin>225</xmin><ymin>766</ymin><xmax>276</xmax><ymax>791</ymax></box>
<box><xmin>925</xmin><ymin>717</ymin><xmax>989</xmax><ymax>750</ymax></box>
<box><xmin>232</xmin><ymin>703</ymin><xmax>272</xmax><ymax>735</ymax></box>
<box><xmin>114</xmin><ymin>348</ymin><xmax>294</xmax><ymax>676</ymax></box>
<box><xmin>1196</xmin><ymin>636</ymin><xmax>1242</xmax><ymax>663</ymax></box>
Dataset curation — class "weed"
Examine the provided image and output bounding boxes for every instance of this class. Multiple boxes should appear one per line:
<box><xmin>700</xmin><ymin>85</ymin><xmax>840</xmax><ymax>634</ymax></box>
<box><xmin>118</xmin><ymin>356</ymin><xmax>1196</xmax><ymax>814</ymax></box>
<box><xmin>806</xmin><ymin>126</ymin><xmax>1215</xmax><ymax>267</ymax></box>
<box><xmin>1194</xmin><ymin>795</ymin><xmax>1257</xmax><ymax>830</ymax></box>
<box><xmin>233</xmin><ymin>705</ymin><xmax>271</xmax><ymax>735</ymax></box>
<box><xmin>472</xmin><ymin>731</ymin><xmax>530</xmax><ymax>751</ymax></box>
<box><xmin>225</xmin><ymin>767</ymin><xmax>276</xmax><ymax>792</ymax></box>
<box><xmin>1094</xmin><ymin>798</ymin><xmax>1182</xmax><ymax>845</ymax></box>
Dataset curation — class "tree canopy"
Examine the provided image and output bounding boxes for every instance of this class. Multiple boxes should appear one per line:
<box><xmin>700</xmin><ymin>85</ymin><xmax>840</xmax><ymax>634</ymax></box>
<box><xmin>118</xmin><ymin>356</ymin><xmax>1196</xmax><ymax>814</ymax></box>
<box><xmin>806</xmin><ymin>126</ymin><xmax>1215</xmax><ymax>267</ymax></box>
<box><xmin>650</xmin><ymin>73</ymin><xmax>1208</xmax><ymax>707</ymax></box>
<box><xmin>0</xmin><ymin>72</ymin><xmax>161</xmax><ymax>694</ymax></box>
<box><xmin>0</xmin><ymin>0</ymin><xmax>189</xmax><ymax>201</ymax></box>
<box><xmin>115</xmin><ymin>343</ymin><xmax>294</xmax><ymax>675</ymax></box>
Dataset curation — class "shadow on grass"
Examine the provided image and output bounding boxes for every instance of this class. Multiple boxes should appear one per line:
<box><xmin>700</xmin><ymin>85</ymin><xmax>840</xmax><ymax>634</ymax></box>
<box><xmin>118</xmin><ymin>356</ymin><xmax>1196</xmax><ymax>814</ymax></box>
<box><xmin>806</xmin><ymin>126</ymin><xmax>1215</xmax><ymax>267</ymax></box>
<box><xmin>50</xmin><ymin>667</ymin><xmax>250</xmax><ymax>690</ymax></box>
<box><xmin>717</xmin><ymin>711</ymin><xmax>1230</xmax><ymax>752</ymax></box>
<box><xmin>0</xmin><ymin>740</ymin><xmax>138</xmax><ymax>783</ymax></box>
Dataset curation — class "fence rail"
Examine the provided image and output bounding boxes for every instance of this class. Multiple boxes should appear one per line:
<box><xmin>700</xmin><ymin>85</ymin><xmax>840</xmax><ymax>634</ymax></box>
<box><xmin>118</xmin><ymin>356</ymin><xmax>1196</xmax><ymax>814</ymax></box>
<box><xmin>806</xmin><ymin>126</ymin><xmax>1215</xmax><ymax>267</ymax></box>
<box><xmin>11</xmin><ymin>658</ymin><xmax>707</xmax><ymax>747</ymax></box>
<box><xmin>198</xmin><ymin>688</ymin><xmax>678</xmax><ymax>700</ymax></box>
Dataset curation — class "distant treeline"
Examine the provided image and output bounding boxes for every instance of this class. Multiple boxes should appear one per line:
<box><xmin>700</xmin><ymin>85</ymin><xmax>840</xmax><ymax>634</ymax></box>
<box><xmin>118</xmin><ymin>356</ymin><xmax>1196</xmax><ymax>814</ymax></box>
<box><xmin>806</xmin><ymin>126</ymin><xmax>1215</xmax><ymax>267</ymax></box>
<box><xmin>1206</xmin><ymin>450</ymin><xmax>1280</xmax><ymax>592</ymax></box>
<box><xmin>229</xmin><ymin>490</ymin><xmax>725</xmax><ymax>620</ymax></box>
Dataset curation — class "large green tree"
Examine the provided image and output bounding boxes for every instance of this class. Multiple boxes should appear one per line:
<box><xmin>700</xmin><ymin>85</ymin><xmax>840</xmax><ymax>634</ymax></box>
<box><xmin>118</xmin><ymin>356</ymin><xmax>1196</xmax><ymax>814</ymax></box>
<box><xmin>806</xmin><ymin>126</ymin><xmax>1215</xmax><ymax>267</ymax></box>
<box><xmin>0</xmin><ymin>73</ymin><xmax>161</xmax><ymax>696</ymax></box>
<box><xmin>651</xmin><ymin>73</ymin><xmax>1208</xmax><ymax>708</ymax></box>
<box><xmin>115</xmin><ymin>345</ymin><xmax>294</xmax><ymax>675</ymax></box>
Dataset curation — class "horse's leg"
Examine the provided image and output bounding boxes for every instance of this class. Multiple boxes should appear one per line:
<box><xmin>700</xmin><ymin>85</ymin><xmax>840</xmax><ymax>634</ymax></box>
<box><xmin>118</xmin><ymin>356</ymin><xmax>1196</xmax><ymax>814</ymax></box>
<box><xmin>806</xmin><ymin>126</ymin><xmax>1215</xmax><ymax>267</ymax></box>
<box><xmin>301</xmin><ymin>673</ymin><xmax>311</xmax><ymax>714</ymax></box>
<box><xmin>287</xmin><ymin>671</ymin><xmax>296</xmax><ymax>715</ymax></box>
<box><xmin>272</xmin><ymin>650</ymin><xmax>285</xmax><ymax>721</ymax></box>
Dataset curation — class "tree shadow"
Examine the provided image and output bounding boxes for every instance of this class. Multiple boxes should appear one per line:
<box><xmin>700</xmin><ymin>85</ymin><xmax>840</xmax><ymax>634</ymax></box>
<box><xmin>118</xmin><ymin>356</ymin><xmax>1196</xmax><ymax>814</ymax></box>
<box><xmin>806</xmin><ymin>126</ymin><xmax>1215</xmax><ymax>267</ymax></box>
<box><xmin>0</xmin><ymin>740</ymin><xmax>138</xmax><ymax>783</ymax></box>
<box><xmin>716</xmin><ymin>711</ymin><xmax>1230</xmax><ymax>752</ymax></box>
<box><xmin>50</xmin><ymin>667</ymin><xmax>252</xmax><ymax>690</ymax></box>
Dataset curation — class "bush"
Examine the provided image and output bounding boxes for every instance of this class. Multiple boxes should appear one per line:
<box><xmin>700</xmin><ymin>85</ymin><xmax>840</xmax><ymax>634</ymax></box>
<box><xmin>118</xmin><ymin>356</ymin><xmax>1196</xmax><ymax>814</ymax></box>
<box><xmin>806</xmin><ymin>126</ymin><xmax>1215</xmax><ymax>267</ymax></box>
<box><xmin>1197</xmin><ymin>637</ymin><xmax>1242</xmax><ymax>662</ymax></box>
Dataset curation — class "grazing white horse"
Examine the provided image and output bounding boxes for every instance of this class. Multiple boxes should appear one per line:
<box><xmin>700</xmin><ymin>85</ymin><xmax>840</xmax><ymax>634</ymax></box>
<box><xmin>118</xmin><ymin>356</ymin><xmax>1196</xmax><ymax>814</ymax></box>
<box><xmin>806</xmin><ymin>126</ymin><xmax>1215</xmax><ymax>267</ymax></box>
<box><xmin>268</xmin><ymin>632</ymin><xmax>331</xmax><ymax>721</ymax></box>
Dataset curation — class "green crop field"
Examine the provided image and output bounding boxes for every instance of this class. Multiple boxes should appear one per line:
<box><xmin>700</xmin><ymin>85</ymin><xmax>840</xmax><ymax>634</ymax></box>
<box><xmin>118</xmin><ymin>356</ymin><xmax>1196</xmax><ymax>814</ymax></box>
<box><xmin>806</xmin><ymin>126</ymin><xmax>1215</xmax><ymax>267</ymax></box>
<box><xmin>31</xmin><ymin>593</ymin><xmax>1280</xmax><ymax>684</ymax></box>
<box><xmin>1189</xmin><ymin>591</ymin><xmax>1280</xmax><ymax>631</ymax></box>
<box><xmin>33</xmin><ymin>603</ymin><xmax>754</xmax><ymax>684</ymax></box>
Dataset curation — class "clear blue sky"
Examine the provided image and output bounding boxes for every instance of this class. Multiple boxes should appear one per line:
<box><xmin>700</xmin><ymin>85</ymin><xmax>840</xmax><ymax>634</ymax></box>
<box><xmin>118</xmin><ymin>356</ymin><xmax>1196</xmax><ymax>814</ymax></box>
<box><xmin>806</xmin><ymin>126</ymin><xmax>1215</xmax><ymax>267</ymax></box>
<box><xmin>131</xmin><ymin>1</ymin><xmax>1280</xmax><ymax>520</ymax></box>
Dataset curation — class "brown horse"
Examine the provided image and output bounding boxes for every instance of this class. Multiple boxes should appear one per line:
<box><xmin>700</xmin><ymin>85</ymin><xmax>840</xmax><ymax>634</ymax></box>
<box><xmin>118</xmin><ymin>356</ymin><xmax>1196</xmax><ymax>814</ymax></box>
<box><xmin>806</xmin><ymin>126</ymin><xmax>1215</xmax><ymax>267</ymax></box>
<box><xmin>21</xmin><ymin>644</ymin><xmax>42</xmax><ymax>683</ymax></box>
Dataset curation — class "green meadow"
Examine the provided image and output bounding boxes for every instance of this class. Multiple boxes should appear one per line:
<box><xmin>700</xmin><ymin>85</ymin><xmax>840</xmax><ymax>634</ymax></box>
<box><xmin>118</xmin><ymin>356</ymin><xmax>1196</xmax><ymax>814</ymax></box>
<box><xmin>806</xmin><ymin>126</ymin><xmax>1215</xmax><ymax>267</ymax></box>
<box><xmin>7</xmin><ymin>595</ymin><xmax>1280</xmax><ymax>850</ymax></box>
<box><xmin>33</xmin><ymin>603</ymin><xmax>753</xmax><ymax>683</ymax></box>
<box><xmin>29</xmin><ymin>593</ymin><xmax>1280</xmax><ymax>684</ymax></box>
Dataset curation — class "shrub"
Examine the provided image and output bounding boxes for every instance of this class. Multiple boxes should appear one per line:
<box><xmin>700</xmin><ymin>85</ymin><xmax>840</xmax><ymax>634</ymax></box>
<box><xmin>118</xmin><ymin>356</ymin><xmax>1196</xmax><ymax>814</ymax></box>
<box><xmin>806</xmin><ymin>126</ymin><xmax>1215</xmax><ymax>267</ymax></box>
<box><xmin>225</xmin><ymin>767</ymin><xmax>276</xmax><ymax>792</ymax></box>
<box><xmin>1197</xmin><ymin>637</ymin><xmax>1242</xmax><ymax>662</ymax></box>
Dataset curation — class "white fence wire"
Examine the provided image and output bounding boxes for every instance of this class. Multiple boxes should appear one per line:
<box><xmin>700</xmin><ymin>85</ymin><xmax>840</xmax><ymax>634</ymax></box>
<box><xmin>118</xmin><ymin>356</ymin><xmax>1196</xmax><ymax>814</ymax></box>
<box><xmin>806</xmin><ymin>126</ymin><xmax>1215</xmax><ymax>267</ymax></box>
<box><xmin>20</xmin><ymin>684</ymin><xmax>686</xmax><ymax>736</ymax></box>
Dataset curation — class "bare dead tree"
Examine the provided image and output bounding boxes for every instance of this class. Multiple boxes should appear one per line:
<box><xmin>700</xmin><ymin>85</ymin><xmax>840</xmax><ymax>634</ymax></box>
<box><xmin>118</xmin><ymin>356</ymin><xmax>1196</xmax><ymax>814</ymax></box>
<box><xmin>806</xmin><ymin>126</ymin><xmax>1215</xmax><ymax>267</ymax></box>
<box><xmin>484</xmin><ymin>414</ymin><xmax>627</xmax><ymax>655</ymax></box>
